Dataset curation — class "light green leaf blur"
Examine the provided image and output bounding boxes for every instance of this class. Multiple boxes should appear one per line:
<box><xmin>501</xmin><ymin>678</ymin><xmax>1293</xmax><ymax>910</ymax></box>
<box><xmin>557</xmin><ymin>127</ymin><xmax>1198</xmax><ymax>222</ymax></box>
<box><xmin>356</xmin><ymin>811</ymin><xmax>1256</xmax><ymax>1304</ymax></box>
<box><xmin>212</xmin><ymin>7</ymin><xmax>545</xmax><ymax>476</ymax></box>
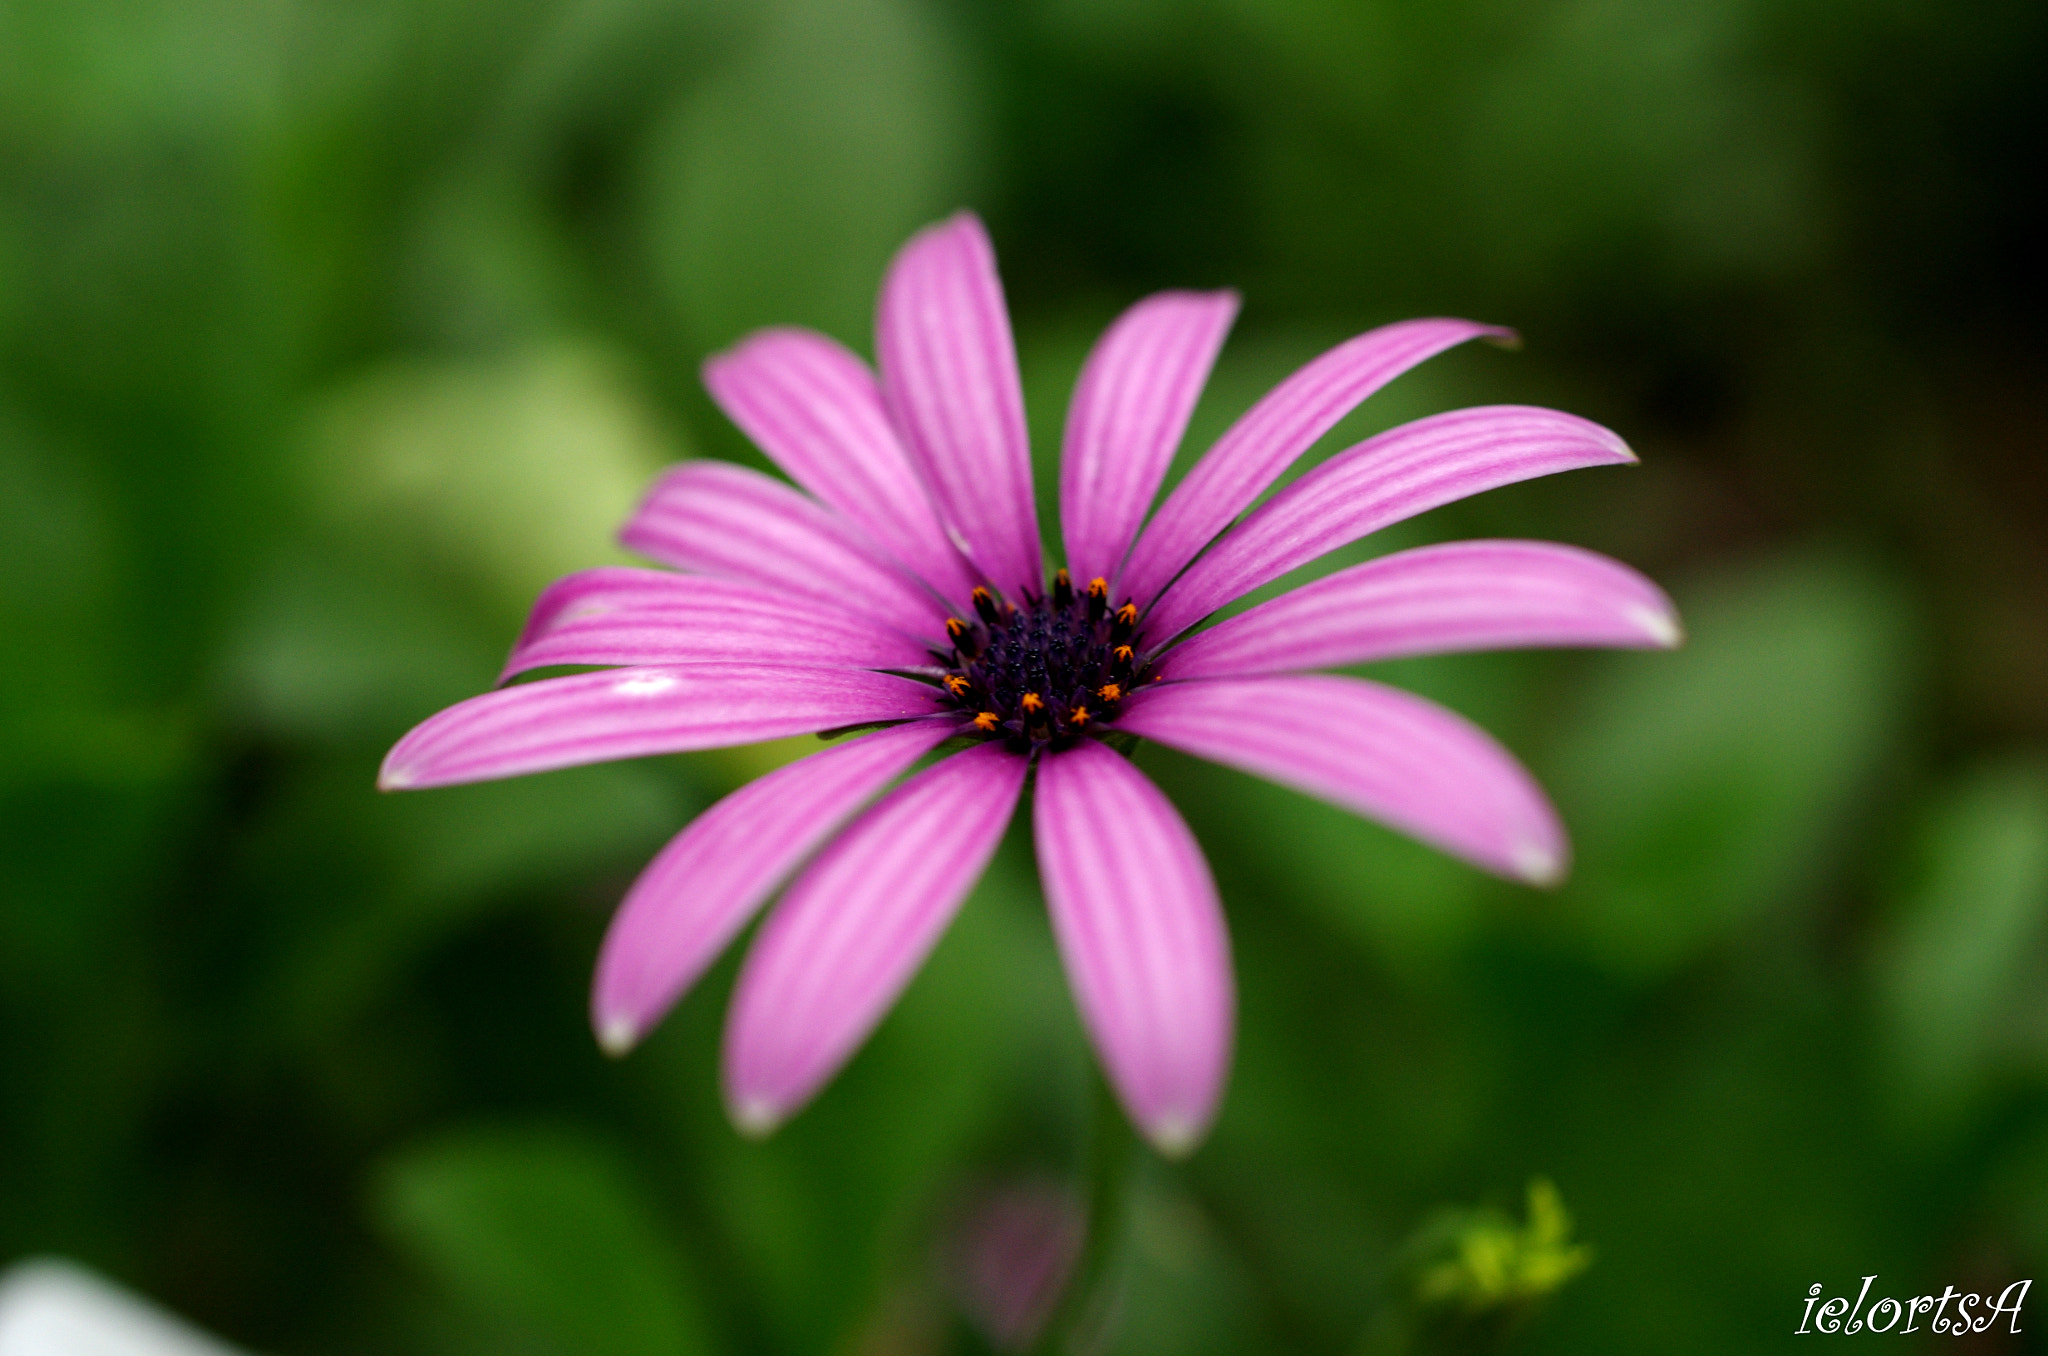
<box><xmin>1873</xmin><ymin>759</ymin><xmax>2048</xmax><ymax>1134</ymax></box>
<box><xmin>1552</xmin><ymin>549</ymin><xmax>1915</xmax><ymax>976</ymax></box>
<box><xmin>374</xmin><ymin>1124</ymin><xmax>714</xmax><ymax>1356</ymax></box>
<box><xmin>303</xmin><ymin>343</ymin><xmax>681</xmax><ymax>614</ymax></box>
<box><xmin>640</xmin><ymin>0</ymin><xmax>980</xmax><ymax>351</ymax></box>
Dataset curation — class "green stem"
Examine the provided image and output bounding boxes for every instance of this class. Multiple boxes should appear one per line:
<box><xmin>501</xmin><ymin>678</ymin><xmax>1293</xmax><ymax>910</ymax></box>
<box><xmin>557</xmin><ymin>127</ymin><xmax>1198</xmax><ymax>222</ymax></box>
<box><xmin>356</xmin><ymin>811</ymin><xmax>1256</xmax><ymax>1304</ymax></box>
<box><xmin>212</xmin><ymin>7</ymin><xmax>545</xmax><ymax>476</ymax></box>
<box><xmin>1033</xmin><ymin>1074</ymin><xmax>1139</xmax><ymax>1355</ymax></box>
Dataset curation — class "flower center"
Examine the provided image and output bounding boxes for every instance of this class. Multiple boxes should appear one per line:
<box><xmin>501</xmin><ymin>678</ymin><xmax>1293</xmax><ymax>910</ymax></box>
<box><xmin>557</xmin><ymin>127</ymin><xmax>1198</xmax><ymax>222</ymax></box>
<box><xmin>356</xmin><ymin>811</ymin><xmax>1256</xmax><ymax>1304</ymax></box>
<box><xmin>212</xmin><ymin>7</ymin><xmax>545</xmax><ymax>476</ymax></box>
<box><xmin>938</xmin><ymin>571</ymin><xmax>1149</xmax><ymax>746</ymax></box>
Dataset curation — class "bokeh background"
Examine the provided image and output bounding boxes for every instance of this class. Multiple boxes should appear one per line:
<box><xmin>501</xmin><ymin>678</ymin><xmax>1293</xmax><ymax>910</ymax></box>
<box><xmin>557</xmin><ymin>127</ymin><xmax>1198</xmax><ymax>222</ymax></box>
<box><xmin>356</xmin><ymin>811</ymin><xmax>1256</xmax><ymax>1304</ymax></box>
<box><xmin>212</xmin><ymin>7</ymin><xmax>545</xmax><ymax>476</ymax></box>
<box><xmin>3</xmin><ymin>0</ymin><xmax>2046</xmax><ymax>1351</ymax></box>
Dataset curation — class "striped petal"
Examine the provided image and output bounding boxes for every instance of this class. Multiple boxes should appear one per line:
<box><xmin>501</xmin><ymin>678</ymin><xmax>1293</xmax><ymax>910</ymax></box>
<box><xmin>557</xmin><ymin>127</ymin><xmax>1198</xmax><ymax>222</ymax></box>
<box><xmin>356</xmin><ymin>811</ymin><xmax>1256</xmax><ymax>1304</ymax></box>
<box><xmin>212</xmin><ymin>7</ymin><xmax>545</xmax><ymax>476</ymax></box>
<box><xmin>620</xmin><ymin>461</ymin><xmax>946</xmax><ymax>635</ymax></box>
<box><xmin>1142</xmin><ymin>406</ymin><xmax>1636</xmax><ymax>644</ymax></box>
<box><xmin>1119</xmin><ymin>318</ymin><xmax>1511</xmax><ymax>607</ymax></box>
<box><xmin>1034</xmin><ymin>740</ymin><xmax>1232</xmax><ymax>1156</ymax></box>
<box><xmin>722</xmin><ymin>742</ymin><xmax>1027</xmax><ymax>1134</ymax></box>
<box><xmin>1060</xmin><ymin>290</ymin><xmax>1239</xmax><ymax>589</ymax></box>
<box><xmin>378</xmin><ymin>664</ymin><xmax>940</xmax><ymax>790</ymax></box>
<box><xmin>1161</xmin><ymin>540</ymin><xmax>1680</xmax><ymax>680</ymax></box>
<box><xmin>590</xmin><ymin>721</ymin><xmax>953</xmax><ymax>1053</ymax></box>
<box><xmin>703</xmin><ymin>328</ymin><xmax>976</xmax><ymax>603</ymax></box>
<box><xmin>1118</xmin><ymin>674</ymin><xmax>1567</xmax><ymax>885</ymax></box>
<box><xmin>876</xmin><ymin>213</ymin><xmax>1043</xmax><ymax>598</ymax></box>
<box><xmin>502</xmin><ymin>574</ymin><xmax>930</xmax><ymax>680</ymax></box>
<box><xmin>513</xmin><ymin>567</ymin><xmax>705</xmax><ymax>652</ymax></box>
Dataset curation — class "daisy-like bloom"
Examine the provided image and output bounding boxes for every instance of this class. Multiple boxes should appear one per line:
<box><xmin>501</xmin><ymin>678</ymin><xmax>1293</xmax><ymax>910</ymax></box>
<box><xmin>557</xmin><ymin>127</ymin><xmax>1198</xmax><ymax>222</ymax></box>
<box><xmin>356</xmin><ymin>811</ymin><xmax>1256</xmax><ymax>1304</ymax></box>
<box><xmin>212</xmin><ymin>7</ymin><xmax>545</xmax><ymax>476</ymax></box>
<box><xmin>380</xmin><ymin>213</ymin><xmax>1677</xmax><ymax>1156</ymax></box>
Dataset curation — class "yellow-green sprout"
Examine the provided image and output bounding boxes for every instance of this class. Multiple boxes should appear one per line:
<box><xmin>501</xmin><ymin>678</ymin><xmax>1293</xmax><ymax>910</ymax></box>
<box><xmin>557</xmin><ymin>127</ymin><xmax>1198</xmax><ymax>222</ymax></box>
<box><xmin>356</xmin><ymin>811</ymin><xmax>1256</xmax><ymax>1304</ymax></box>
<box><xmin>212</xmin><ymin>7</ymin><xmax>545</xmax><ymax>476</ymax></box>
<box><xmin>1415</xmin><ymin>1179</ymin><xmax>1593</xmax><ymax>1310</ymax></box>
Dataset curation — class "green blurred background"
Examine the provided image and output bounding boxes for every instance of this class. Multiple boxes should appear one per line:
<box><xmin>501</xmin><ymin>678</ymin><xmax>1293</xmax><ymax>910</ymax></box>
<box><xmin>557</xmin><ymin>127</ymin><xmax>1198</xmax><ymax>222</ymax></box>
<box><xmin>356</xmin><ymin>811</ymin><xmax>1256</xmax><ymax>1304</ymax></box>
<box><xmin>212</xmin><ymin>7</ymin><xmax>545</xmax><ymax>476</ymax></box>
<box><xmin>3</xmin><ymin>0</ymin><xmax>2045</xmax><ymax>1351</ymax></box>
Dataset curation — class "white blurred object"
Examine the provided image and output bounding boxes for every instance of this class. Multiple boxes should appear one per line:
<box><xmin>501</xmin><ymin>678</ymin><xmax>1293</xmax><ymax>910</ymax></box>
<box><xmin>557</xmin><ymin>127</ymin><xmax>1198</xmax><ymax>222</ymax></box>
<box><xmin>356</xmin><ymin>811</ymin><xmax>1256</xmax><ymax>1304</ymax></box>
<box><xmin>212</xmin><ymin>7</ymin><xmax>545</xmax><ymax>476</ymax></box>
<box><xmin>0</xmin><ymin>1261</ymin><xmax>246</xmax><ymax>1356</ymax></box>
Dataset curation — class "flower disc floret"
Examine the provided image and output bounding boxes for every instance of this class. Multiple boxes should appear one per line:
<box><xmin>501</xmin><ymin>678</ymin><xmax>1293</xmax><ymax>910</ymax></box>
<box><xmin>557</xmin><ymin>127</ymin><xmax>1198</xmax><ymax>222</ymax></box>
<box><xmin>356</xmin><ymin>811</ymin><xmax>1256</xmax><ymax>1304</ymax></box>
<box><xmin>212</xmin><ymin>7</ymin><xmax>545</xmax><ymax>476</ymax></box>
<box><xmin>938</xmin><ymin>572</ymin><xmax>1148</xmax><ymax>747</ymax></box>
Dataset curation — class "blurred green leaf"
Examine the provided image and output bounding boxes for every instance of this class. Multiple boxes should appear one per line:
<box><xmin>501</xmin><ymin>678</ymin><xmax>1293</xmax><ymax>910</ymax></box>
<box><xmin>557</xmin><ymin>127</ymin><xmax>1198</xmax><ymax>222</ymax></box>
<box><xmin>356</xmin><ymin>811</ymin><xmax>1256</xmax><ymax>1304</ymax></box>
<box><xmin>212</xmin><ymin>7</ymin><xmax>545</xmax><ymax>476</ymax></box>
<box><xmin>302</xmin><ymin>342</ymin><xmax>680</xmax><ymax>614</ymax></box>
<box><xmin>214</xmin><ymin>546</ymin><xmax>504</xmax><ymax>743</ymax></box>
<box><xmin>268</xmin><ymin>761</ymin><xmax>690</xmax><ymax>1040</ymax></box>
<box><xmin>1549</xmin><ymin>549</ymin><xmax>1914</xmax><ymax>976</ymax></box>
<box><xmin>1458</xmin><ymin>0</ymin><xmax>1824</xmax><ymax>290</ymax></box>
<box><xmin>1871</xmin><ymin>757</ymin><xmax>2048</xmax><ymax>1133</ymax></box>
<box><xmin>373</xmin><ymin>1123</ymin><xmax>714</xmax><ymax>1356</ymax></box>
<box><xmin>639</xmin><ymin>0</ymin><xmax>980</xmax><ymax>349</ymax></box>
<box><xmin>1111</xmin><ymin>1181</ymin><xmax>1261</xmax><ymax>1356</ymax></box>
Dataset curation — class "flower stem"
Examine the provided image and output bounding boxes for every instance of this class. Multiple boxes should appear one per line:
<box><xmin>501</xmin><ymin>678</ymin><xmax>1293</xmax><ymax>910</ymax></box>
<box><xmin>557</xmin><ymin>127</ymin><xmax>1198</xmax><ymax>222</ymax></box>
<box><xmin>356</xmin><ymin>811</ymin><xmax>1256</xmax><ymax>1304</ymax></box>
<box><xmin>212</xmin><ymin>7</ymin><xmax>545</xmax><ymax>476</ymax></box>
<box><xmin>1034</xmin><ymin>1074</ymin><xmax>1139</xmax><ymax>1355</ymax></box>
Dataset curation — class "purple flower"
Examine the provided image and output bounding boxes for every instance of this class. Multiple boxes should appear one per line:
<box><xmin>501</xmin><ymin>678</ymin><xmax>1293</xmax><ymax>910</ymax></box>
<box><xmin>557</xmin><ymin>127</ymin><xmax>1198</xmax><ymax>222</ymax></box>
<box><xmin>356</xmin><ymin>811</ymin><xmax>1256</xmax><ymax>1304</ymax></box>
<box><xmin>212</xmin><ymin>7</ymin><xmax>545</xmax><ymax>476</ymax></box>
<box><xmin>379</xmin><ymin>213</ymin><xmax>1677</xmax><ymax>1155</ymax></box>
<box><xmin>942</xmin><ymin>1177</ymin><xmax>1085</xmax><ymax>1351</ymax></box>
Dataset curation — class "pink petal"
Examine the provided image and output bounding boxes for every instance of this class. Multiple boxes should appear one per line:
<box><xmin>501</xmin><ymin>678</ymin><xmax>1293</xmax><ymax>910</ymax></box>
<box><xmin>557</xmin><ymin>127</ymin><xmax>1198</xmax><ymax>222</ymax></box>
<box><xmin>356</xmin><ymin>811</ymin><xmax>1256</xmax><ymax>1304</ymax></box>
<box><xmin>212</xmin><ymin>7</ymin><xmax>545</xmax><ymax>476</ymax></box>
<box><xmin>876</xmin><ymin>213</ymin><xmax>1043</xmax><ymax>598</ymax></box>
<box><xmin>1141</xmin><ymin>406</ymin><xmax>1636</xmax><ymax>644</ymax></box>
<box><xmin>620</xmin><ymin>461</ymin><xmax>946</xmax><ymax>636</ymax></box>
<box><xmin>1033</xmin><ymin>740</ymin><xmax>1232</xmax><ymax>1156</ymax></box>
<box><xmin>590</xmin><ymin>720</ymin><xmax>953</xmax><ymax>1053</ymax></box>
<box><xmin>1119</xmin><ymin>318</ymin><xmax>1512</xmax><ymax>607</ymax></box>
<box><xmin>502</xmin><ymin>574</ymin><xmax>932</xmax><ymax>680</ymax></box>
<box><xmin>1060</xmin><ymin>290</ymin><xmax>1240</xmax><ymax>589</ymax></box>
<box><xmin>1160</xmin><ymin>539</ymin><xmax>1680</xmax><ymax>680</ymax></box>
<box><xmin>512</xmin><ymin>567</ymin><xmax>705</xmax><ymax>654</ymax></box>
<box><xmin>1118</xmin><ymin>674</ymin><xmax>1567</xmax><ymax>885</ymax></box>
<box><xmin>378</xmin><ymin>664</ymin><xmax>941</xmax><ymax>790</ymax></box>
<box><xmin>703</xmin><ymin>328</ymin><xmax>977</xmax><ymax>604</ymax></box>
<box><xmin>721</xmin><ymin>742</ymin><xmax>1027</xmax><ymax>1133</ymax></box>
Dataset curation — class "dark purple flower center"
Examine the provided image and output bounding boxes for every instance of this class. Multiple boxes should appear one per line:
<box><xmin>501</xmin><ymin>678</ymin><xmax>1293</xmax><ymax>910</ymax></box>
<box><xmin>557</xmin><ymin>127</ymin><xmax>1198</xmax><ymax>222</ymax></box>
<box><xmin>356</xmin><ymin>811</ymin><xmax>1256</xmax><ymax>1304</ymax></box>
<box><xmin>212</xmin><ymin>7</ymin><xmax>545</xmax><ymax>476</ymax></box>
<box><xmin>937</xmin><ymin>570</ymin><xmax>1151</xmax><ymax>747</ymax></box>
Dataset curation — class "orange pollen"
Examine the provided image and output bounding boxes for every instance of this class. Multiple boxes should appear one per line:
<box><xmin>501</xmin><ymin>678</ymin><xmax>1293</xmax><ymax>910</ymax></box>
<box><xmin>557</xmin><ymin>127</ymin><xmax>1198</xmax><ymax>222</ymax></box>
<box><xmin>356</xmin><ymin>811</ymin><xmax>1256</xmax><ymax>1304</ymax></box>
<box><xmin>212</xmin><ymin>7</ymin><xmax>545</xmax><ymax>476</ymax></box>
<box><xmin>1113</xmin><ymin>645</ymin><xmax>1135</xmax><ymax>665</ymax></box>
<box><xmin>1019</xmin><ymin>692</ymin><xmax>1045</xmax><ymax>713</ymax></box>
<box><xmin>1116</xmin><ymin>603</ymin><xmax>1139</xmax><ymax>626</ymax></box>
<box><xmin>972</xmin><ymin>711</ymin><xmax>1000</xmax><ymax>731</ymax></box>
<box><xmin>945</xmin><ymin>617</ymin><xmax>969</xmax><ymax>640</ymax></box>
<box><xmin>1087</xmin><ymin>576</ymin><xmax>1108</xmax><ymax>598</ymax></box>
<box><xmin>943</xmin><ymin>676</ymin><xmax>971</xmax><ymax>696</ymax></box>
<box><xmin>1069</xmin><ymin>705</ymin><xmax>1090</xmax><ymax>727</ymax></box>
<box><xmin>1096</xmin><ymin>683</ymin><xmax>1123</xmax><ymax>702</ymax></box>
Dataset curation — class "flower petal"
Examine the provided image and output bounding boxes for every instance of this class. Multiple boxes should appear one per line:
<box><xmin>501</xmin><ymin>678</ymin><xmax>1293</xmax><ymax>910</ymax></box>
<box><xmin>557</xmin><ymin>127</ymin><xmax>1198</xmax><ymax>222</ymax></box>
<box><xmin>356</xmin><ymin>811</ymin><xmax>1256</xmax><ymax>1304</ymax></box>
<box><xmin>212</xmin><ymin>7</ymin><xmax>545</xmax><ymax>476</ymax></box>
<box><xmin>620</xmin><ymin>460</ymin><xmax>946</xmax><ymax>635</ymax></box>
<box><xmin>1060</xmin><ymin>290</ymin><xmax>1239</xmax><ymax>589</ymax></box>
<box><xmin>1118</xmin><ymin>674</ymin><xmax>1567</xmax><ymax>885</ymax></box>
<box><xmin>703</xmin><ymin>327</ymin><xmax>977</xmax><ymax>603</ymax></box>
<box><xmin>1160</xmin><ymin>539</ymin><xmax>1680</xmax><ymax>680</ymax></box>
<box><xmin>590</xmin><ymin>720</ymin><xmax>953</xmax><ymax>1053</ymax></box>
<box><xmin>722</xmin><ymin>742</ymin><xmax>1026</xmax><ymax>1133</ymax></box>
<box><xmin>378</xmin><ymin>664</ymin><xmax>941</xmax><ymax>790</ymax></box>
<box><xmin>513</xmin><ymin>567</ymin><xmax>703</xmax><ymax>650</ymax></box>
<box><xmin>501</xmin><ymin>576</ymin><xmax>931</xmax><ymax>681</ymax></box>
<box><xmin>1034</xmin><ymin>740</ymin><xmax>1232</xmax><ymax>1156</ymax></box>
<box><xmin>1119</xmin><ymin>318</ymin><xmax>1511</xmax><ymax>607</ymax></box>
<box><xmin>876</xmin><ymin>213</ymin><xmax>1043</xmax><ymax>598</ymax></box>
<box><xmin>1142</xmin><ymin>406</ymin><xmax>1636</xmax><ymax>644</ymax></box>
